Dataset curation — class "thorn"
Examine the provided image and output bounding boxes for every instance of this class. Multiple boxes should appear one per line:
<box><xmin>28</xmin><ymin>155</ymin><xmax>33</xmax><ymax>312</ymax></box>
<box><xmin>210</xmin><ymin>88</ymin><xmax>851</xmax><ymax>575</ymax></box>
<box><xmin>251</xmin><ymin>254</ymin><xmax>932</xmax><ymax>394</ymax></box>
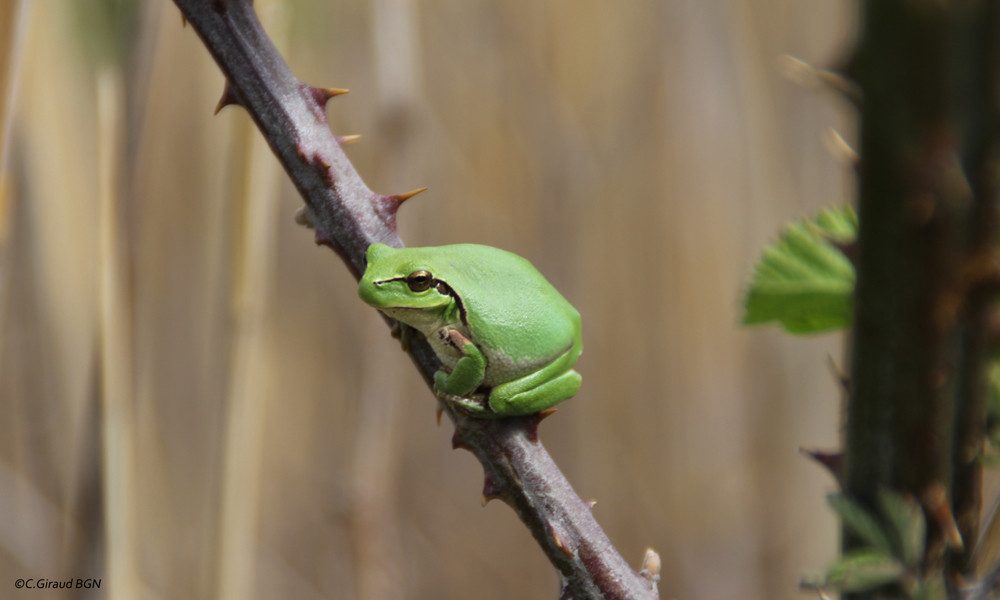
<box><xmin>311</xmin><ymin>86</ymin><xmax>350</xmax><ymax>105</ymax></box>
<box><xmin>550</xmin><ymin>525</ymin><xmax>574</xmax><ymax>557</ymax></box>
<box><xmin>823</xmin><ymin>128</ymin><xmax>859</xmax><ymax>169</ymax></box>
<box><xmin>778</xmin><ymin>54</ymin><xmax>862</xmax><ymax>106</ymax></box>
<box><xmin>826</xmin><ymin>355</ymin><xmax>851</xmax><ymax>394</ymax></box>
<box><xmin>326</xmin><ymin>87</ymin><xmax>351</xmax><ymax>98</ymax></box>
<box><xmin>302</xmin><ymin>85</ymin><xmax>349</xmax><ymax>123</ymax></box>
<box><xmin>451</xmin><ymin>428</ymin><xmax>471</xmax><ymax>451</ymax></box>
<box><xmin>482</xmin><ymin>474</ymin><xmax>504</xmax><ymax>506</ymax></box>
<box><xmin>923</xmin><ymin>483</ymin><xmax>964</xmax><ymax>551</ymax></box>
<box><xmin>373</xmin><ymin>188</ymin><xmax>427</xmax><ymax>231</ymax></box>
<box><xmin>800</xmin><ymin>447</ymin><xmax>843</xmax><ymax>482</ymax></box>
<box><xmin>586</xmin><ymin>499</ymin><xmax>597</xmax><ymax>510</ymax></box>
<box><xmin>436</xmin><ymin>405</ymin><xmax>444</xmax><ymax>426</ymax></box>
<box><xmin>214</xmin><ymin>83</ymin><xmax>240</xmax><ymax>115</ymax></box>
<box><xmin>308</xmin><ymin>153</ymin><xmax>334</xmax><ymax>187</ymax></box>
<box><xmin>389</xmin><ymin>187</ymin><xmax>428</xmax><ymax>205</ymax></box>
<box><xmin>524</xmin><ymin>408</ymin><xmax>557</xmax><ymax>443</ymax></box>
<box><xmin>639</xmin><ymin>548</ymin><xmax>662</xmax><ymax>588</ymax></box>
<box><xmin>294</xmin><ymin>205</ymin><xmax>315</xmax><ymax>229</ymax></box>
<box><xmin>336</xmin><ymin>134</ymin><xmax>362</xmax><ymax>146</ymax></box>
<box><xmin>313</xmin><ymin>228</ymin><xmax>334</xmax><ymax>249</ymax></box>
<box><xmin>181</xmin><ymin>13</ymin><xmax>187</xmax><ymax>27</ymax></box>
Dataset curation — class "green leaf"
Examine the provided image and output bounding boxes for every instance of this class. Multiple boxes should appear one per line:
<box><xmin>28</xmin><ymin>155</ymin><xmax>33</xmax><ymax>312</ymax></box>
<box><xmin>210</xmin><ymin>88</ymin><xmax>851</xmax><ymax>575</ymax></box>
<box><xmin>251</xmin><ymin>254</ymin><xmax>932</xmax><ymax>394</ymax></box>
<box><xmin>828</xmin><ymin>493</ymin><xmax>893</xmax><ymax>553</ymax></box>
<box><xmin>988</xmin><ymin>361</ymin><xmax>1000</xmax><ymax>447</ymax></box>
<box><xmin>743</xmin><ymin>206</ymin><xmax>857</xmax><ymax>334</ymax></box>
<box><xmin>812</xmin><ymin>204</ymin><xmax>859</xmax><ymax>241</ymax></box>
<box><xmin>877</xmin><ymin>489</ymin><xmax>926</xmax><ymax>567</ymax></box>
<box><xmin>824</xmin><ymin>549</ymin><xmax>906</xmax><ymax>593</ymax></box>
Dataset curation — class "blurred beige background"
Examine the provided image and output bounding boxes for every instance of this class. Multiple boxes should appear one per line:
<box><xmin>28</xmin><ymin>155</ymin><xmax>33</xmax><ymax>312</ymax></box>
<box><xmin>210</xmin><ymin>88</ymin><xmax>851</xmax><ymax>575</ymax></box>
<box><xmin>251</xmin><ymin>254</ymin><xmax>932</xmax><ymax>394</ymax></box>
<box><xmin>0</xmin><ymin>0</ymin><xmax>855</xmax><ymax>598</ymax></box>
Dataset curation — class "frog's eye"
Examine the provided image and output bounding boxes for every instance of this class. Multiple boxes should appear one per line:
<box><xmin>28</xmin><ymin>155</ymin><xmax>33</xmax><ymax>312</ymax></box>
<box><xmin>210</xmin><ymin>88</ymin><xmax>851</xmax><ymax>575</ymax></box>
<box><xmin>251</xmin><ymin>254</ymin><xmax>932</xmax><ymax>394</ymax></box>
<box><xmin>405</xmin><ymin>270</ymin><xmax>434</xmax><ymax>292</ymax></box>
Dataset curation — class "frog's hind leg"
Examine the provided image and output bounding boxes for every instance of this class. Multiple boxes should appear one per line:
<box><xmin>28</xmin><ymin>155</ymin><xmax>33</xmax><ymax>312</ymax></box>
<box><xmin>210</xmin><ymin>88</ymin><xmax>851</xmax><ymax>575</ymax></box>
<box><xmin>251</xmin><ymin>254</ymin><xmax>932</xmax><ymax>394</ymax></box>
<box><xmin>487</xmin><ymin>344</ymin><xmax>582</xmax><ymax>417</ymax></box>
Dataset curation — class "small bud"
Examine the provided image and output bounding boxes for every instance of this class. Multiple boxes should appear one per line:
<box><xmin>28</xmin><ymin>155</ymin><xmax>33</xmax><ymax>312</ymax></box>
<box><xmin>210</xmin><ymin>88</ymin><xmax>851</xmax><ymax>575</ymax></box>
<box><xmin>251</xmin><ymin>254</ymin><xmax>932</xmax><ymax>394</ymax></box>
<box><xmin>294</xmin><ymin>205</ymin><xmax>315</xmax><ymax>229</ymax></box>
<box><xmin>639</xmin><ymin>547</ymin><xmax>662</xmax><ymax>586</ymax></box>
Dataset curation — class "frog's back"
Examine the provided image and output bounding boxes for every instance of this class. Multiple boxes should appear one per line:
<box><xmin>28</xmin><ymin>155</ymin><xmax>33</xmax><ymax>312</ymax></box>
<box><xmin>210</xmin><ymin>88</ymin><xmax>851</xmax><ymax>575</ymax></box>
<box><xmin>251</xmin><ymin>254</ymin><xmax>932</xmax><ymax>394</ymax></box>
<box><xmin>429</xmin><ymin>244</ymin><xmax>580</xmax><ymax>356</ymax></box>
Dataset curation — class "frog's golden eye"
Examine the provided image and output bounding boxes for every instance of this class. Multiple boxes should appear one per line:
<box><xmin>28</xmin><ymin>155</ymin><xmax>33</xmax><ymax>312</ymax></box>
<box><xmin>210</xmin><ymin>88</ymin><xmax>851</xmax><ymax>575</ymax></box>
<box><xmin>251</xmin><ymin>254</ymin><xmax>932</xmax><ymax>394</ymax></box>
<box><xmin>406</xmin><ymin>270</ymin><xmax>434</xmax><ymax>292</ymax></box>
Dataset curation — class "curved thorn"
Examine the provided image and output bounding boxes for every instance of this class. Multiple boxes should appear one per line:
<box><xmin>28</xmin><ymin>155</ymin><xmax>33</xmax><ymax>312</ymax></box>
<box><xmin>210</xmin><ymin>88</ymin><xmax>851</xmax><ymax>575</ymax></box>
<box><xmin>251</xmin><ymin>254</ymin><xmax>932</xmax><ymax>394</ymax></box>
<box><xmin>482</xmin><ymin>474</ymin><xmax>504</xmax><ymax>506</ymax></box>
<box><xmin>525</xmin><ymin>408</ymin><xmax>557</xmax><ymax>443</ymax></box>
<box><xmin>214</xmin><ymin>83</ymin><xmax>240</xmax><ymax>115</ymax></box>
<box><xmin>389</xmin><ymin>186</ymin><xmax>428</xmax><ymax>205</ymax></box>
<box><xmin>451</xmin><ymin>429</ymin><xmax>471</xmax><ymax>451</ymax></box>
<box><xmin>800</xmin><ymin>447</ymin><xmax>843</xmax><ymax>482</ymax></box>
<box><xmin>307</xmin><ymin>86</ymin><xmax>350</xmax><ymax>108</ymax></box>
<box><xmin>550</xmin><ymin>525</ymin><xmax>573</xmax><ymax>557</ymax></box>
<box><xmin>336</xmin><ymin>134</ymin><xmax>362</xmax><ymax>146</ymax></box>
<box><xmin>321</xmin><ymin>87</ymin><xmax>350</xmax><ymax>100</ymax></box>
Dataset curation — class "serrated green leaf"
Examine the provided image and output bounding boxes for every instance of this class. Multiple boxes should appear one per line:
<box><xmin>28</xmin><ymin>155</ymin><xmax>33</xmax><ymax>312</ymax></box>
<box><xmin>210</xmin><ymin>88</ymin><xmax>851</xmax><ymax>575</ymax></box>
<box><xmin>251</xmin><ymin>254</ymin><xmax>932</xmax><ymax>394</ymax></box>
<box><xmin>743</xmin><ymin>206</ymin><xmax>857</xmax><ymax>335</ymax></box>
<box><xmin>988</xmin><ymin>361</ymin><xmax>1000</xmax><ymax>448</ymax></box>
<box><xmin>812</xmin><ymin>205</ymin><xmax>859</xmax><ymax>241</ymax></box>
<box><xmin>824</xmin><ymin>549</ymin><xmax>906</xmax><ymax>593</ymax></box>
<box><xmin>877</xmin><ymin>489</ymin><xmax>926</xmax><ymax>567</ymax></box>
<box><xmin>828</xmin><ymin>493</ymin><xmax>893</xmax><ymax>553</ymax></box>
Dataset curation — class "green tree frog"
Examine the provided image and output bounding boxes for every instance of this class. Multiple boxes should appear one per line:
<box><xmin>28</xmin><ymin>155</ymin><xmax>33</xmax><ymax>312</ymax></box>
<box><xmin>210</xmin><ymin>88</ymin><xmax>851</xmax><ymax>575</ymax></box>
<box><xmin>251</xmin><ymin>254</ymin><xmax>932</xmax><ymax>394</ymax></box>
<box><xmin>358</xmin><ymin>243</ymin><xmax>582</xmax><ymax>417</ymax></box>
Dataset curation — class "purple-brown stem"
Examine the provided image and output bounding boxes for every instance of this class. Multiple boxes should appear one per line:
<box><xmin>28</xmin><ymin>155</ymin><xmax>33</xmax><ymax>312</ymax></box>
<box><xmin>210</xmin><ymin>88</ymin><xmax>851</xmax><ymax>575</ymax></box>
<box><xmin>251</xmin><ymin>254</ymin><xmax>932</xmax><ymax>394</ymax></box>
<box><xmin>172</xmin><ymin>1</ymin><xmax>659</xmax><ymax>597</ymax></box>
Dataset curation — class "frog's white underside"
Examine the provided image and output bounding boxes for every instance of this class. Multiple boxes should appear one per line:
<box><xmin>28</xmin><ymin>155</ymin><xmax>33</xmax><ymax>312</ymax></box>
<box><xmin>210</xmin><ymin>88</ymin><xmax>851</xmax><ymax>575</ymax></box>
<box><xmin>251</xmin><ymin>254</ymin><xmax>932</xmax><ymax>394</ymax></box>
<box><xmin>379</xmin><ymin>306</ymin><xmax>548</xmax><ymax>387</ymax></box>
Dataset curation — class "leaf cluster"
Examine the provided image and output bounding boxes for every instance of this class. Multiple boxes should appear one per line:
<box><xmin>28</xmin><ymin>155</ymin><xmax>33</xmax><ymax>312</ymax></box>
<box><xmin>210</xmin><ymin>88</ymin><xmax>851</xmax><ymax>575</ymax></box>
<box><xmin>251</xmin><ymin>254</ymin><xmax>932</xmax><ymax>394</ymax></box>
<box><xmin>802</xmin><ymin>491</ymin><xmax>942</xmax><ymax>599</ymax></box>
<box><xmin>742</xmin><ymin>206</ymin><xmax>857</xmax><ymax>334</ymax></box>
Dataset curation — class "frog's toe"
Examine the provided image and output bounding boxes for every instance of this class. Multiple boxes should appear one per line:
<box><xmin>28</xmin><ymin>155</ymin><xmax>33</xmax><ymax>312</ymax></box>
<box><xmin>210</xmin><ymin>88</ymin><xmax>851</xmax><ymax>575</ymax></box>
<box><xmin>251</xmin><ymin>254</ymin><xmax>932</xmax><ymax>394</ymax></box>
<box><xmin>442</xmin><ymin>393</ymin><xmax>490</xmax><ymax>416</ymax></box>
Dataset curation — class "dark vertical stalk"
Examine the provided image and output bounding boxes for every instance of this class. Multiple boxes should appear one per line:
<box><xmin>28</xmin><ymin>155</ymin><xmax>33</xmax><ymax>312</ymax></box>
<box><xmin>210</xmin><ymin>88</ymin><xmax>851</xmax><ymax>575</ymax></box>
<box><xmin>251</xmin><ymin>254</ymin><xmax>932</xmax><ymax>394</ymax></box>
<box><xmin>950</xmin><ymin>1</ymin><xmax>1000</xmax><ymax>575</ymax></box>
<box><xmin>846</xmin><ymin>0</ymin><xmax>1000</xmax><ymax>596</ymax></box>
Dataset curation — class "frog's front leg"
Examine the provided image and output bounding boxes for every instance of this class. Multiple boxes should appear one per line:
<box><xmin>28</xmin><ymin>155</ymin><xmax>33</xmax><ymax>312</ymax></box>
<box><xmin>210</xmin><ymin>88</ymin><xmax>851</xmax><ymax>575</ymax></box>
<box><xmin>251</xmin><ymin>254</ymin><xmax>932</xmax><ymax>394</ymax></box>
<box><xmin>433</xmin><ymin>329</ymin><xmax>487</xmax><ymax>403</ymax></box>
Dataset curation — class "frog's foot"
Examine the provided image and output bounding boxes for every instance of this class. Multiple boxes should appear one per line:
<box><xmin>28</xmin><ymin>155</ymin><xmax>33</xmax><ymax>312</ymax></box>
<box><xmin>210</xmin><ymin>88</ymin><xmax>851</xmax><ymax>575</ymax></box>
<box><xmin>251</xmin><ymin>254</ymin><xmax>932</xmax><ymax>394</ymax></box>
<box><xmin>294</xmin><ymin>204</ymin><xmax>316</xmax><ymax>229</ymax></box>
<box><xmin>434</xmin><ymin>383</ymin><xmax>491</xmax><ymax>417</ymax></box>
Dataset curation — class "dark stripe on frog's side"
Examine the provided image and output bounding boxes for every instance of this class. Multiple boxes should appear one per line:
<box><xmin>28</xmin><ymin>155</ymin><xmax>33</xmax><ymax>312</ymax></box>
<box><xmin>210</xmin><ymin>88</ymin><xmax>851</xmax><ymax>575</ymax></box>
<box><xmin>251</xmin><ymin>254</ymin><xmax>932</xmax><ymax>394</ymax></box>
<box><xmin>377</xmin><ymin>277</ymin><xmax>470</xmax><ymax>328</ymax></box>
